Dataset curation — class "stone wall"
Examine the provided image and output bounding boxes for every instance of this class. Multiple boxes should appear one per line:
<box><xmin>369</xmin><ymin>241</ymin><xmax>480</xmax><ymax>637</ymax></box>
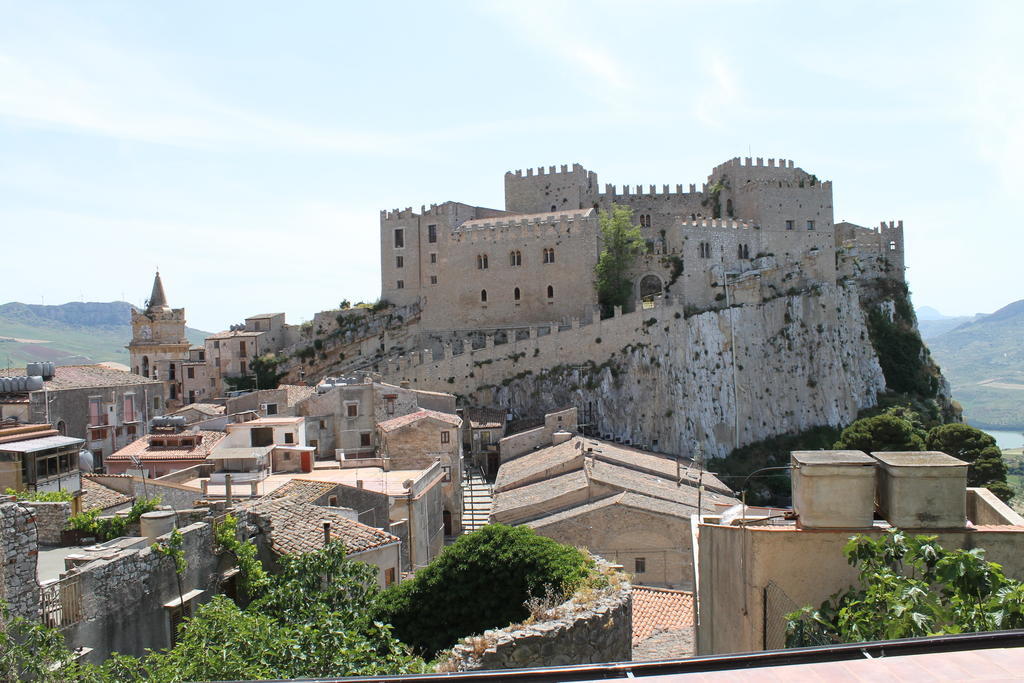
<box><xmin>445</xmin><ymin>563</ymin><xmax>632</xmax><ymax>670</ymax></box>
<box><xmin>0</xmin><ymin>499</ymin><xmax>40</xmax><ymax>620</ymax></box>
<box><xmin>24</xmin><ymin>500</ymin><xmax>71</xmax><ymax>546</ymax></box>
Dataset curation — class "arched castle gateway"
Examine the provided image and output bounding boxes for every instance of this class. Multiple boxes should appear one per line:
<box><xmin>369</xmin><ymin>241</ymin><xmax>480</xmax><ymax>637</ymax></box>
<box><xmin>380</xmin><ymin>159</ymin><xmax>905</xmax><ymax>332</ymax></box>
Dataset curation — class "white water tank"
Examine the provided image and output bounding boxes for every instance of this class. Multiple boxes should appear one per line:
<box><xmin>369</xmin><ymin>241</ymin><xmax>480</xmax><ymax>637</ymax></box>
<box><xmin>791</xmin><ymin>450</ymin><xmax>876</xmax><ymax>528</ymax></box>
<box><xmin>140</xmin><ymin>510</ymin><xmax>177</xmax><ymax>542</ymax></box>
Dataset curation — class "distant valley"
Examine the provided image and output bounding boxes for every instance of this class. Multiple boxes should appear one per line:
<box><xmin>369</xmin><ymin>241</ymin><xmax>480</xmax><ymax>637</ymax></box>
<box><xmin>0</xmin><ymin>301</ymin><xmax>209</xmax><ymax>369</ymax></box>
<box><xmin>920</xmin><ymin>300</ymin><xmax>1024</xmax><ymax>430</ymax></box>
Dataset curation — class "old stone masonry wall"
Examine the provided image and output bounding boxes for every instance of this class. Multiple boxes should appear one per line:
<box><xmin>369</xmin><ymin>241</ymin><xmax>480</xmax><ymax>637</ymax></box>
<box><xmin>387</xmin><ymin>282</ymin><xmax>885</xmax><ymax>459</ymax></box>
<box><xmin>0</xmin><ymin>499</ymin><xmax>40</xmax><ymax>620</ymax></box>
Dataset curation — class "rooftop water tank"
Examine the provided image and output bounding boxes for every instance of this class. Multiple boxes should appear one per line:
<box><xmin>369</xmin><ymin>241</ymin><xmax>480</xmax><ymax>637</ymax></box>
<box><xmin>871</xmin><ymin>451</ymin><xmax>968</xmax><ymax>529</ymax></box>
<box><xmin>791</xmin><ymin>450</ymin><xmax>876</xmax><ymax>528</ymax></box>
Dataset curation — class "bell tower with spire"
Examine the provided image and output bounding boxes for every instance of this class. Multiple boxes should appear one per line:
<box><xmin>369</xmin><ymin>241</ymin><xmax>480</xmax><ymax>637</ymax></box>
<box><xmin>128</xmin><ymin>271</ymin><xmax>190</xmax><ymax>410</ymax></box>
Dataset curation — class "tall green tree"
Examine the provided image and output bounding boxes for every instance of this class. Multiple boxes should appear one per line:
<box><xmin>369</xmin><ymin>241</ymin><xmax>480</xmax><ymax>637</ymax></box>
<box><xmin>926</xmin><ymin>423</ymin><xmax>1012</xmax><ymax>501</ymax></box>
<box><xmin>834</xmin><ymin>413</ymin><xmax>926</xmax><ymax>452</ymax></box>
<box><xmin>787</xmin><ymin>530</ymin><xmax>1024</xmax><ymax>646</ymax></box>
<box><xmin>595</xmin><ymin>204</ymin><xmax>645</xmax><ymax>318</ymax></box>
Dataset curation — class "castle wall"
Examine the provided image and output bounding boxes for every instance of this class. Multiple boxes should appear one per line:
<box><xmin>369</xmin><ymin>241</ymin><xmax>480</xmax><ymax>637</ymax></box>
<box><xmin>504</xmin><ymin>164</ymin><xmax>598</xmax><ymax>214</ymax></box>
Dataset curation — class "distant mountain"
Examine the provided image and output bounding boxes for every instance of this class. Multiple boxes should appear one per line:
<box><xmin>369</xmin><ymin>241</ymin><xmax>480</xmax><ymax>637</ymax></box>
<box><xmin>0</xmin><ymin>301</ymin><xmax>209</xmax><ymax>368</ymax></box>
<box><xmin>927</xmin><ymin>299</ymin><xmax>1024</xmax><ymax>429</ymax></box>
<box><xmin>917</xmin><ymin>305</ymin><xmax>955</xmax><ymax>320</ymax></box>
<box><xmin>915</xmin><ymin>305</ymin><xmax>978</xmax><ymax>340</ymax></box>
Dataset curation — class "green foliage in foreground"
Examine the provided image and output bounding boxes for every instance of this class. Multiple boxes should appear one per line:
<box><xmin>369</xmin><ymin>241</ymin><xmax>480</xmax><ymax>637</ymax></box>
<box><xmin>4</xmin><ymin>487</ymin><xmax>73</xmax><ymax>502</ymax></box>
<box><xmin>3</xmin><ymin>515</ymin><xmax>424</xmax><ymax>681</ymax></box>
<box><xmin>787</xmin><ymin>530</ymin><xmax>1024</xmax><ymax>646</ymax></box>
<box><xmin>66</xmin><ymin>497</ymin><xmax>161</xmax><ymax>541</ymax></box>
<box><xmin>375</xmin><ymin>524</ymin><xmax>594</xmax><ymax>657</ymax></box>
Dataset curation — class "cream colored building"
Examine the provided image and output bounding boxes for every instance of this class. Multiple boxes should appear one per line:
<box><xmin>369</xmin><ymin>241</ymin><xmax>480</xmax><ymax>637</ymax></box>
<box><xmin>127</xmin><ymin>272</ymin><xmax>190</xmax><ymax>409</ymax></box>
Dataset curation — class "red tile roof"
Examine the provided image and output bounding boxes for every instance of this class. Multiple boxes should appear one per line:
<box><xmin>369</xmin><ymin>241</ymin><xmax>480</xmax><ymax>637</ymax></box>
<box><xmin>81</xmin><ymin>476</ymin><xmax>134</xmax><ymax>512</ymax></box>
<box><xmin>0</xmin><ymin>364</ymin><xmax>160</xmax><ymax>390</ymax></box>
<box><xmin>107</xmin><ymin>430</ymin><xmax>226</xmax><ymax>462</ymax></box>
<box><xmin>632</xmin><ymin>586</ymin><xmax>695</xmax><ymax>643</ymax></box>
<box><xmin>377</xmin><ymin>409</ymin><xmax>462</xmax><ymax>433</ymax></box>
<box><xmin>248</xmin><ymin>499</ymin><xmax>399</xmax><ymax>556</ymax></box>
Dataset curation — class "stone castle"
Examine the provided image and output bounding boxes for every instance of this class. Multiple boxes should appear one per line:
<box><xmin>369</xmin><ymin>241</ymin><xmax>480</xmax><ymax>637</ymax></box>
<box><xmin>379</xmin><ymin>157</ymin><xmax>905</xmax><ymax>331</ymax></box>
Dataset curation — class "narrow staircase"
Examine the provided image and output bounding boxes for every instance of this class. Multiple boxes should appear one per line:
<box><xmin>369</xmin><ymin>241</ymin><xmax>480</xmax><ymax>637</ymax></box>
<box><xmin>461</xmin><ymin>465</ymin><xmax>493</xmax><ymax>534</ymax></box>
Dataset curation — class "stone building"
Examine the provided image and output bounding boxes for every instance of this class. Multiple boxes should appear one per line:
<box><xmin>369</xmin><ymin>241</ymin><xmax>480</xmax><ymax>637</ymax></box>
<box><xmin>378</xmin><ymin>158</ymin><xmax>902</xmax><ymax>333</ymax></box>
<box><xmin>463</xmin><ymin>407</ymin><xmax>507</xmax><ymax>477</ymax></box>
<box><xmin>696</xmin><ymin>450</ymin><xmax>1024</xmax><ymax>656</ymax></box>
<box><xmin>106</xmin><ymin>424</ymin><xmax>226</xmax><ymax>478</ymax></box>
<box><xmin>491</xmin><ymin>435</ymin><xmax>736</xmax><ymax>590</ymax></box>
<box><xmin>128</xmin><ymin>272</ymin><xmax>190</xmax><ymax>409</ymax></box>
<box><xmin>0</xmin><ymin>364</ymin><xmax>163</xmax><ymax>472</ymax></box>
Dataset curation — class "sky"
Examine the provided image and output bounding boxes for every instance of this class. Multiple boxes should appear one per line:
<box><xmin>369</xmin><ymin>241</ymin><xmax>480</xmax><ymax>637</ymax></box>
<box><xmin>1</xmin><ymin>1</ymin><xmax>1021</xmax><ymax>332</ymax></box>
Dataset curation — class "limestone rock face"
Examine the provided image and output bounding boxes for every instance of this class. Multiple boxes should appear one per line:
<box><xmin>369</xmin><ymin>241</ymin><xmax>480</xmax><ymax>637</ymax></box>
<box><xmin>486</xmin><ymin>284</ymin><xmax>886</xmax><ymax>459</ymax></box>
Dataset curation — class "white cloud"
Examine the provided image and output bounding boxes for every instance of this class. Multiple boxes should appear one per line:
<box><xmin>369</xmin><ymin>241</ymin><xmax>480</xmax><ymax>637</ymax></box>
<box><xmin>692</xmin><ymin>55</ymin><xmax>740</xmax><ymax>128</ymax></box>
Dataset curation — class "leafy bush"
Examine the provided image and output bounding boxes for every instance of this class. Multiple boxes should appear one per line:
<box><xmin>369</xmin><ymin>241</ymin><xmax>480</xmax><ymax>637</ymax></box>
<box><xmin>926</xmin><ymin>423</ymin><xmax>1012</xmax><ymax>501</ymax></box>
<box><xmin>4</xmin><ymin>488</ymin><xmax>73</xmax><ymax>502</ymax></box>
<box><xmin>66</xmin><ymin>497</ymin><xmax>160</xmax><ymax>541</ymax></box>
<box><xmin>375</xmin><ymin>524</ymin><xmax>593</xmax><ymax>657</ymax></box>
<box><xmin>787</xmin><ymin>530</ymin><xmax>1024</xmax><ymax>646</ymax></box>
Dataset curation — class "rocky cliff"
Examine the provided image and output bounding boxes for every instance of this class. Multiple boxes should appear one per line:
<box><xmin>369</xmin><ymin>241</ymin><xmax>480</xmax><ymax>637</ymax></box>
<box><xmin>478</xmin><ymin>282</ymin><xmax>886</xmax><ymax>459</ymax></box>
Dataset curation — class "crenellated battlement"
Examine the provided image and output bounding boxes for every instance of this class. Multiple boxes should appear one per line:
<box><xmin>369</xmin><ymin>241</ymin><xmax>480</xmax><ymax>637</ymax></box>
<box><xmin>679</xmin><ymin>217</ymin><xmax>761</xmax><ymax>231</ymax></box>
<box><xmin>879</xmin><ymin>220</ymin><xmax>904</xmax><ymax>231</ymax></box>
<box><xmin>381</xmin><ymin>206</ymin><xmax>418</xmax><ymax>221</ymax></box>
<box><xmin>506</xmin><ymin>163</ymin><xmax>588</xmax><ymax>179</ymax></box>
<box><xmin>710</xmin><ymin>156</ymin><xmax>798</xmax><ymax>177</ymax></box>
<box><xmin>451</xmin><ymin>209</ymin><xmax>596</xmax><ymax>241</ymax></box>
<box><xmin>598</xmin><ymin>182</ymin><xmax>702</xmax><ymax>199</ymax></box>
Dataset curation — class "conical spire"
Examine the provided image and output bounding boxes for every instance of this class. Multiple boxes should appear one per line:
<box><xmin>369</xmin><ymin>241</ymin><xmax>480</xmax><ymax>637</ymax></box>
<box><xmin>147</xmin><ymin>270</ymin><xmax>169</xmax><ymax>311</ymax></box>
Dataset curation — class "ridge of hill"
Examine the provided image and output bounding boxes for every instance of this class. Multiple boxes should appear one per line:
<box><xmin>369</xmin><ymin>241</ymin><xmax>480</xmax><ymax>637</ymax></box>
<box><xmin>0</xmin><ymin>301</ymin><xmax>208</xmax><ymax>368</ymax></box>
<box><xmin>927</xmin><ymin>299</ymin><xmax>1024</xmax><ymax>429</ymax></box>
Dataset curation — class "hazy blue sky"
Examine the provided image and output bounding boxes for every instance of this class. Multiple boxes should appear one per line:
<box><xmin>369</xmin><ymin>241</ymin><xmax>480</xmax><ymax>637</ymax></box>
<box><xmin>2</xmin><ymin>1</ymin><xmax>1020</xmax><ymax>331</ymax></box>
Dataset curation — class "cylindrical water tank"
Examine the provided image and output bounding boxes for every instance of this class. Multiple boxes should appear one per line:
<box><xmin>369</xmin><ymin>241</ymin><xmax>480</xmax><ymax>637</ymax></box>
<box><xmin>26</xmin><ymin>362</ymin><xmax>42</xmax><ymax>376</ymax></box>
<box><xmin>26</xmin><ymin>376</ymin><xmax>44</xmax><ymax>391</ymax></box>
<box><xmin>44</xmin><ymin>362</ymin><xmax>55</xmax><ymax>379</ymax></box>
<box><xmin>140</xmin><ymin>510</ymin><xmax>177</xmax><ymax>542</ymax></box>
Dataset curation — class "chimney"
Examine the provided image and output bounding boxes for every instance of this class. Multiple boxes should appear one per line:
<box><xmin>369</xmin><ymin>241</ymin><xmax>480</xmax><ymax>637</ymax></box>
<box><xmin>322</xmin><ymin>520</ymin><xmax>331</xmax><ymax>547</ymax></box>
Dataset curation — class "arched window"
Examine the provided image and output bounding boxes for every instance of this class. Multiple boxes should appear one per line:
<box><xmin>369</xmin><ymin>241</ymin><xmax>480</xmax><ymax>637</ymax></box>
<box><xmin>543</xmin><ymin>248</ymin><xmax>555</xmax><ymax>264</ymax></box>
<box><xmin>477</xmin><ymin>254</ymin><xmax>489</xmax><ymax>269</ymax></box>
<box><xmin>509</xmin><ymin>250</ymin><xmax>521</xmax><ymax>266</ymax></box>
<box><xmin>726</xmin><ymin>199</ymin><xmax>733</xmax><ymax>217</ymax></box>
<box><xmin>514</xmin><ymin>287</ymin><xmax>521</xmax><ymax>301</ymax></box>
<box><xmin>56</xmin><ymin>420</ymin><xmax>66</xmax><ymax>435</ymax></box>
<box><xmin>141</xmin><ymin>356</ymin><xmax>150</xmax><ymax>377</ymax></box>
<box><xmin>480</xmin><ymin>289</ymin><xmax>487</xmax><ymax>303</ymax></box>
<box><xmin>639</xmin><ymin>214</ymin><xmax>652</xmax><ymax>228</ymax></box>
<box><xmin>547</xmin><ymin>285</ymin><xmax>554</xmax><ymax>299</ymax></box>
<box><xmin>888</xmin><ymin>240</ymin><xmax>897</xmax><ymax>251</ymax></box>
<box><xmin>551</xmin><ymin>205</ymin><xmax>557</xmax><ymax>212</ymax></box>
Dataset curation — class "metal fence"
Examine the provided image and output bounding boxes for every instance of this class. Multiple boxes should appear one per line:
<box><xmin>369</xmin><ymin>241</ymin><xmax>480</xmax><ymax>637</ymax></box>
<box><xmin>763</xmin><ymin>581</ymin><xmax>834</xmax><ymax>650</ymax></box>
<box><xmin>40</xmin><ymin>574</ymin><xmax>84</xmax><ymax>629</ymax></box>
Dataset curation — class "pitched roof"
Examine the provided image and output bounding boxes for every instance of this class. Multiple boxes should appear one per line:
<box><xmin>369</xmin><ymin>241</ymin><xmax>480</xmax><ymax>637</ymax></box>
<box><xmin>587</xmin><ymin>460</ymin><xmax>736</xmax><ymax>510</ymax></box>
<box><xmin>377</xmin><ymin>408</ymin><xmax>462</xmax><ymax>433</ymax></box>
<box><xmin>490</xmin><ymin>469</ymin><xmax>589</xmax><ymax>521</ymax></box>
<box><xmin>632</xmin><ymin>586</ymin><xmax>695</xmax><ymax>642</ymax></box>
<box><xmin>0</xmin><ymin>365</ymin><xmax>161</xmax><ymax>391</ymax></box>
<box><xmin>494</xmin><ymin>437</ymin><xmax>586</xmax><ymax>492</ymax></box>
<box><xmin>464</xmin><ymin>407</ymin><xmax>506</xmax><ymax>430</ymax></box>
<box><xmin>107</xmin><ymin>430</ymin><xmax>226</xmax><ymax>462</ymax></box>
<box><xmin>248</xmin><ymin>499</ymin><xmax>399</xmax><ymax>556</ymax></box>
<box><xmin>168</xmin><ymin>403</ymin><xmax>225</xmax><ymax>418</ymax></box>
<box><xmin>265</xmin><ymin>479</ymin><xmax>339</xmax><ymax>504</ymax></box>
<box><xmin>526</xmin><ymin>491</ymin><xmax>700</xmax><ymax>529</ymax></box>
<box><xmin>459</xmin><ymin>207</ymin><xmax>594</xmax><ymax>229</ymax></box>
<box><xmin>81</xmin><ymin>476</ymin><xmax>134</xmax><ymax>512</ymax></box>
<box><xmin>147</xmin><ymin>271</ymin><xmax>168</xmax><ymax>310</ymax></box>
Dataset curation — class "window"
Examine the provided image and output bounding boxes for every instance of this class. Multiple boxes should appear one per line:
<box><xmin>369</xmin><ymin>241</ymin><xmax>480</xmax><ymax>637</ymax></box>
<box><xmin>396</xmin><ymin>255</ymin><xmax>404</xmax><ymax>268</ymax></box>
<box><xmin>786</xmin><ymin>220</ymin><xmax>794</xmax><ymax>231</ymax></box>
<box><xmin>430</xmin><ymin>252</ymin><xmax>437</xmax><ymax>264</ymax></box>
<box><xmin>213</xmin><ymin>340</ymin><xmax>220</xmax><ymax>349</ymax></box>
<box><xmin>319</xmin><ymin>420</ymin><xmax>326</xmax><ymax>429</ymax></box>
<box><xmin>153</xmin><ymin>396</ymin><xmax>160</xmax><ymax>411</ymax></box>
<box><xmin>480</xmin><ymin>289</ymin><xmax>487</xmax><ymax>303</ymax></box>
<box><xmin>385</xmin><ymin>396</ymin><xmax>396</xmax><ymax>415</ymax></box>
<box><xmin>168</xmin><ymin>364</ymin><xmax>176</xmax><ymax>380</ymax></box>
<box><xmin>169</xmin><ymin>385</ymin><xmax>177</xmax><ymax>400</ymax></box>
<box><xmin>477</xmin><ymin>254</ymin><xmax>489</xmax><ymax>269</ymax></box>
<box><xmin>546</xmin><ymin>285</ymin><xmax>554</xmax><ymax>299</ymax></box>
<box><xmin>282</xmin><ymin>451</ymin><xmax>291</xmax><ymax>461</ymax></box>
<box><xmin>889</xmin><ymin>240</ymin><xmax>897</xmax><ymax>251</ymax></box>
<box><xmin>514</xmin><ymin>287</ymin><xmax>521</xmax><ymax>301</ymax></box>
<box><xmin>543</xmin><ymin>247</ymin><xmax>555</xmax><ymax>264</ymax></box>
<box><xmin>186</xmin><ymin>367</ymin><xmax>194</xmax><ymax>379</ymax></box>
<box><xmin>360</xmin><ymin>432</ymin><xmax>371</xmax><ymax>447</ymax></box>
<box><xmin>265</xmin><ymin>403</ymin><xmax>278</xmax><ymax>415</ymax></box>
<box><xmin>738</xmin><ymin>244</ymin><xmax>749</xmax><ymax>259</ymax></box>
<box><xmin>396</xmin><ymin>280</ymin><xmax>404</xmax><ymax>289</ymax></box>
<box><xmin>635</xmin><ymin>557</ymin><xmax>646</xmax><ymax>574</ymax></box>
<box><xmin>239</xmin><ymin>341</ymin><xmax>247</xmax><ymax>356</ymax></box>
<box><xmin>442</xmin><ymin>465</ymin><xmax>452</xmax><ymax>482</ymax></box>
<box><xmin>239</xmin><ymin>360</ymin><xmax>247</xmax><ymax>375</ymax></box>
<box><xmin>639</xmin><ymin>214</ymin><xmax>651</xmax><ymax>228</ymax></box>
<box><xmin>509</xmin><ymin>250</ymin><xmax>522</xmax><ymax>266</ymax></box>
<box><xmin>807</xmin><ymin>220</ymin><xmax>815</xmax><ymax>231</ymax></box>
<box><xmin>89</xmin><ymin>397</ymin><xmax>102</xmax><ymax>426</ymax></box>
<box><xmin>441</xmin><ymin>431</ymin><xmax>450</xmax><ymax>444</ymax></box>
<box><xmin>198</xmin><ymin>350</ymin><xmax>205</xmax><ymax>361</ymax></box>
<box><xmin>284</xmin><ymin>432</ymin><xmax>294</xmax><ymax>444</ymax></box>
<box><xmin>393</xmin><ymin>228</ymin><xmax>404</xmax><ymax>248</ymax></box>
<box><xmin>430</xmin><ymin>275</ymin><xmax>438</xmax><ymax>285</ymax></box>
<box><xmin>427</xmin><ymin>224</ymin><xmax>437</xmax><ymax>243</ymax></box>
<box><xmin>346</xmin><ymin>402</ymin><xmax>359</xmax><ymax>417</ymax></box>
<box><xmin>123</xmin><ymin>395</ymin><xmax>135</xmax><ymax>423</ymax></box>
<box><xmin>384</xmin><ymin>567</ymin><xmax>396</xmax><ymax>586</ymax></box>
<box><xmin>699</xmin><ymin>242</ymin><xmax>711</xmax><ymax>258</ymax></box>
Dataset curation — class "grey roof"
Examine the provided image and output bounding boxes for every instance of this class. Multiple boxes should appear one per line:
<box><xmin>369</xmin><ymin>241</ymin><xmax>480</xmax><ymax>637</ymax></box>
<box><xmin>491</xmin><ymin>469</ymin><xmax>589</xmax><ymax>520</ymax></box>
<box><xmin>527</xmin><ymin>491</ymin><xmax>700</xmax><ymax>529</ymax></box>
<box><xmin>148</xmin><ymin>271</ymin><xmax>168</xmax><ymax>310</ymax></box>
<box><xmin>871</xmin><ymin>451</ymin><xmax>967</xmax><ymax>468</ymax></box>
<box><xmin>792</xmin><ymin>450</ymin><xmax>873</xmax><ymax>466</ymax></box>
<box><xmin>0</xmin><ymin>435</ymin><xmax>84</xmax><ymax>453</ymax></box>
<box><xmin>207</xmin><ymin>445</ymin><xmax>273</xmax><ymax>460</ymax></box>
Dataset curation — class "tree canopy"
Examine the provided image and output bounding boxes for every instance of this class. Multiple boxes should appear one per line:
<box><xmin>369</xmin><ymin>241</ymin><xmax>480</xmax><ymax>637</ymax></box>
<box><xmin>926</xmin><ymin>423</ymin><xmax>1012</xmax><ymax>501</ymax></box>
<box><xmin>594</xmin><ymin>204</ymin><xmax>645</xmax><ymax>318</ymax></box>
<box><xmin>833</xmin><ymin>412</ymin><xmax>926</xmax><ymax>452</ymax></box>
<box><xmin>788</xmin><ymin>530</ymin><xmax>1024</xmax><ymax>646</ymax></box>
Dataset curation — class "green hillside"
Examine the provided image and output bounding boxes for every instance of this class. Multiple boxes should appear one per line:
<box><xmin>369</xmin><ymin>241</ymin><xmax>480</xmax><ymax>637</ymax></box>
<box><xmin>0</xmin><ymin>301</ymin><xmax>209</xmax><ymax>369</ymax></box>
<box><xmin>926</xmin><ymin>299</ymin><xmax>1024</xmax><ymax>430</ymax></box>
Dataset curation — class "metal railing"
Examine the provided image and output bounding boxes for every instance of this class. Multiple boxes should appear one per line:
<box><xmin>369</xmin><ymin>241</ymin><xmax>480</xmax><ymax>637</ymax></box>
<box><xmin>40</xmin><ymin>574</ymin><xmax>84</xmax><ymax>629</ymax></box>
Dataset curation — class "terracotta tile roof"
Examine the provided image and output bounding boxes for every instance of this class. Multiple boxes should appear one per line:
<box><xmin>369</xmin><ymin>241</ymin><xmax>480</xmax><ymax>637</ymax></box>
<box><xmin>377</xmin><ymin>408</ymin><xmax>462</xmax><ymax>433</ymax></box>
<box><xmin>248</xmin><ymin>499</ymin><xmax>399</xmax><ymax>556</ymax></box>
<box><xmin>107</xmin><ymin>430</ymin><xmax>226</xmax><ymax>462</ymax></box>
<box><xmin>81</xmin><ymin>476</ymin><xmax>134</xmax><ymax>512</ymax></box>
<box><xmin>464</xmin><ymin>407</ymin><xmax>506</xmax><ymax>430</ymax></box>
<box><xmin>0</xmin><ymin>364</ymin><xmax>161</xmax><ymax>390</ymax></box>
<box><xmin>632</xmin><ymin>586</ymin><xmax>695</xmax><ymax>642</ymax></box>
<box><xmin>169</xmin><ymin>403</ymin><xmax>225</xmax><ymax>418</ymax></box>
<box><xmin>265</xmin><ymin>479</ymin><xmax>338</xmax><ymax>504</ymax></box>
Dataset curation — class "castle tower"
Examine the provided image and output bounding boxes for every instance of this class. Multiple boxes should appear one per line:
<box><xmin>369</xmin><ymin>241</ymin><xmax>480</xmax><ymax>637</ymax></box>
<box><xmin>504</xmin><ymin>164</ymin><xmax>599</xmax><ymax>214</ymax></box>
<box><xmin>128</xmin><ymin>271</ymin><xmax>190</xmax><ymax>411</ymax></box>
